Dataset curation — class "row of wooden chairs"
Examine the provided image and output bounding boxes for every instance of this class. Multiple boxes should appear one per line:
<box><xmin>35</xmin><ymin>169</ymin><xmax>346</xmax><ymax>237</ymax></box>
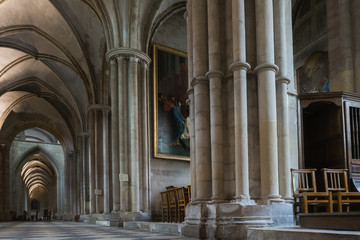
<box><xmin>291</xmin><ymin>168</ymin><xmax>360</xmax><ymax>220</ymax></box>
<box><xmin>160</xmin><ymin>185</ymin><xmax>191</xmax><ymax>223</ymax></box>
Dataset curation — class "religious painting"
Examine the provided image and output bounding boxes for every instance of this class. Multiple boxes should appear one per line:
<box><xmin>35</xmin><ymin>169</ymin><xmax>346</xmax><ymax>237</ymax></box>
<box><xmin>297</xmin><ymin>51</ymin><xmax>329</xmax><ymax>94</ymax></box>
<box><xmin>153</xmin><ymin>44</ymin><xmax>190</xmax><ymax>160</ymax></box>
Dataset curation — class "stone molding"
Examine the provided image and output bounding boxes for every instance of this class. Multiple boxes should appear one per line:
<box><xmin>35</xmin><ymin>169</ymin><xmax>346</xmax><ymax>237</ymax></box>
<box><xmin>253</xmin><ymin>63</ymin><xmax>279</xmax><ymax>74</ymax></box>
<box><xmin>276</xmin><ymin>76</ymin><xmax>291</xmax><ymax>85</ymax></box>
<box><xmin>229</xmin><ymin>61</ymin><xmax>251</xmax><ymax>72</ymax></box>
<box><xmin>205</xmin><ymin>70</ymin><xmax>224</xmax><ymax>80</ymax></box>
<box><xmin>79</xmin><ymin>132</ymin><xmax>90</xmax><ymax>137</ymax></box>
<box><xmin>191</xmin><ymin>76</ymin><xmax>208</xmax><ymax>87</ymax></box>
<box><xmin>106</xmin><ymin>47</ymin><xmax>151</xmax><ymax>64</ymax></box>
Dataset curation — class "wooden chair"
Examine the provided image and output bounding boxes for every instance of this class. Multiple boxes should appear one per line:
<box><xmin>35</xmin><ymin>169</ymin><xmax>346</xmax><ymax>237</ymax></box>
<box><xmin>167</xmin><ymin>188</ymin><xmax>178</xmax><ymax>222</ymax></box>
<box><xmin>187</xmin><ymin>184</ymin><xmax>191</xmax><ymax>203</ymax></box>
<box><xmin>322</xmin><ymin>168</ymin><xmax>360</xmax><ymax>212</ymax></box>
<box><xmin>160</xmin><ymin>191</ymin><xmax>170</xmax><ymax>222</ymax></box>
<box><xmin>175</xmin><ymin>187</ymin><xmax>187</xmax><ymax>223</ymax></box>
<box><xmin>291</xmin><ymin>168</ymin><xmax>333</xmax><ymax>222</ymax></box>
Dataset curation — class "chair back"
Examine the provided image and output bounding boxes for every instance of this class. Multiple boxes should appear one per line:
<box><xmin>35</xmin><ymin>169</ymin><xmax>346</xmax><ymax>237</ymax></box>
<box><xmin>168</xmin><ymin>188</ymin><xmax>177</xmax><ymax>207</ymax></box>
<box><xmin>175</xmin><ymin>187</ymin><xmax>186</xmax><ymax>206</ymax></box>
<box><xmin>322</xmin><ymin>168</ymin><xmax>349</xmax><ymax>193</ymax></box>
<box><xmin>187</xmin><ymin>185</ymin><xmax>191</xmax><ymax>202</ymax></box>
<box><xmin>160</xmin><ymin>191</ymin><xmax>169</xmax><ymax>208</ymax></box>
<box><xmin>291</xmin><ymin>168</ymin><xmax>318</xmax><ymax>195</ymax></box>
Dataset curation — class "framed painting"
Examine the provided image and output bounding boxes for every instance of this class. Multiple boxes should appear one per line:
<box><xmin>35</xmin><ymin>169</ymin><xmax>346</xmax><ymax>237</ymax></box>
<box><xmin>297</xmin><ymin>51</ymin><xmax>329</xmax><ymax>94</ymax></box>
<box><xmin>153</xmin><ymin>44</ymin><xmax>190</xmax><ymax>160</ymax></box>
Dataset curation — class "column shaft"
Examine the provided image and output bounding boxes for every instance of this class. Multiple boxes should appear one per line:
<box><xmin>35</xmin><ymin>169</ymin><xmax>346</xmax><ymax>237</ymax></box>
<box><xmin>129</xmin><ymin>57</ymin><xmax>140</xmax><ymax>212</ymax></box>
<box><xmin>255</xmin><ymin>0</ymin><xmax>281</xmax><ymax>202</ymax></box>
<box><xmin>207</xmin><ymin>0</ymin><xmax>224</xmax><ymax>202</ymax></box>
<box><xmin>231</xmin><ymin>0</ymin><xmax>253</xmax><ymax>203</ymax></box>
<box><xmin>103</xmin><ymin>108</ymin><xmax>110</xmax><ymax>214</ymax></box>
<box><xmin>274</xmin><ymin>0</ymin><xmax>292</xmax><ymax>200</ymax></box>
<box><xmin>89</xmin><ymin>110</ymin><xmax>96</xmax><ymax>214</ymax></box>
<box><xmin>141</xmin><ymin>62</ymin><xmax>150</xmax><ymax>211</ymax></box>
<box><xmin>192</xmin><ymin>0</ymin><xmax>211</xmax><ymax>202</ymax></box>
<box><xmin>119</xmin><ymin>57</ymin><xmax>129</xmax><ymax>212</ymax></box>
<box><xmin>110</xmin><ymin>59</ymin><xmax>120</xmax><ymax>212</ymax></box>
<box><xmin>186</xmin><ymin>0</ymin><xmax>196</xmax><ymax>201</ymax></box>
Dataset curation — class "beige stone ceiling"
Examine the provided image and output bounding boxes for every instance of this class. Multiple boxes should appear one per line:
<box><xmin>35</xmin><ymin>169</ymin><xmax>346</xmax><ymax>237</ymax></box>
<box><xmin>0</xmin><ymin>0</ymin><xmax>184</xmax><ymax>151</ymax></box>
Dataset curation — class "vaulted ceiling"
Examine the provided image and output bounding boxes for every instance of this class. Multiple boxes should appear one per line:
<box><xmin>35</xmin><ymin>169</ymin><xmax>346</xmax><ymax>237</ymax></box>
<box><xmin>0</xmin><ymin>0</ymin><xmax>183</xmax><ymax>152</ymax></box>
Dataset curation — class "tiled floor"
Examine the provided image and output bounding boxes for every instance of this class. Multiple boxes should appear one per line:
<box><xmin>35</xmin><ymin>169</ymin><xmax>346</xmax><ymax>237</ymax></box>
<box><xmin>0</xmin><ymin>221</ymin><xmax>194</xmax><ymax>240</ymax></box>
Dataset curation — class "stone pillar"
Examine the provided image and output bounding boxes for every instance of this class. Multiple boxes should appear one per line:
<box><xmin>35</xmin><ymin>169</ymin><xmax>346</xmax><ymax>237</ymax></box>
<box><xmin>102</xmin><ymin>107</ymin><xmax>110</xmax><ymax>214</ymax></box>
<box><xmin>110</xmin><ymin>58</ymin><xmax>120</xmax><ymax>213</ymax></box>
<box><xmin>327</xmin><ymin>0</ymin><xmax>354</xmax><ymax>92</ymax></box>
<box><xmin>141</xmin><ymin>61</ymin><xmax>150</xmax><ymax>212</ymax></box>
<box><xmin>80</xmin><ymin>132</ymin><xmax>90</xmax><ymax>214</ymax></box>
<box><xmin>106</xmin><ymin>48</ymin><xmax>151</xmax><ymax>213</ymax></box>
<box><xmin>192</xmin><ymin>0</ymin><xmax>211</xmax><ymax>202</ymax></box>
<box><xmin>118</xmin><ymin>56</ymin><xmax>129</xmax><ymax>212</ymax></box>
<box><xmin>88</xmin><ymin>108</ymin><xmax>96</xmax><ymax>214</ymax></box>
<box><xmin>230</xmin><ymin>0</ymin><xmax>254</xmax><ymax>204</ymax></box>
<box><xmin>273</xmin><ymin>0</ymin><xmax>292</xmax><ymax>201</ymax></box>
<box><xmin>128</xmin><ymin>56</ymin><xmax>140</xmax><ymax>212</ymax></box>
<box><xmin>207</xmin><ymin>0</ymin><xmax>224</xmax><ymax>202</ymax></box>
<box><xmin>254</xmin><ymin>0</ymin><xmax>281</xmax><ymax>203</ymax></box>
<box><xmin>185</xmin><ymin>0</ymin><xmax>196</xmax><ymax>201</ymax></box>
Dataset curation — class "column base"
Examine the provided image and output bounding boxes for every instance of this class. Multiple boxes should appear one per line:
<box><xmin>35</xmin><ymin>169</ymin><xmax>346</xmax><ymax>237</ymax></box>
<box><xmin>232</xmin><ymin>195</ymin><xmax>256</xmax><ymax>206</ymax></box>
<box><xmin>183</xmin><ymin>202</ymin><xmax>294</xmax><ymax>239</ymax></box>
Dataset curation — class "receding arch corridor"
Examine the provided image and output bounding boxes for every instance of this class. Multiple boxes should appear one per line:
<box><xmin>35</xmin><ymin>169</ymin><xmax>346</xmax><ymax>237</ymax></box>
<box><xmin>0</xmin><ymin>221</ymin><xmax>193</xmax><ymax>240</ymax></box>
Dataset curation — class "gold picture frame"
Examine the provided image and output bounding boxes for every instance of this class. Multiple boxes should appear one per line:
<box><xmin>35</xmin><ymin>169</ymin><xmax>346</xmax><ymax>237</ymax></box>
<box><xmin>153</xmin><ymin>44</ymin><xmax>190</xmax><ymax>161</ymax></box>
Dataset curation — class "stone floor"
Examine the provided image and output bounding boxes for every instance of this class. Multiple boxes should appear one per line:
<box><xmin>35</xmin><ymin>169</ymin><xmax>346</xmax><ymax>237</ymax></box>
<box><xmin>0</xmin><ymin>221</ymin><xmax>195</xmax><ymax>240</ymax></box>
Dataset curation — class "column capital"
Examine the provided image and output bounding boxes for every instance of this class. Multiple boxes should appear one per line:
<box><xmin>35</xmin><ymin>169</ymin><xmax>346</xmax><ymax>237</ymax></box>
<box><xmin>106</xmin><ymin>47</ymin><xmax>151</xmax><ymax>65</ymax></box>
<box><xmin>191</xmin><ymin>76</ymin><xmax>208</xmax><ymax>87</ymax></box>
<box><xmin>254</xmin><ymin>63</ymin><xmax>279</xmax><ymax>74</ymax></box>
<box><xmin>229</xmin><ymin>61</ymin><xmax>251</xmax><ymax>72</ymax></box>
<box><xmin>88</xmin><ymin>104</ymin><xmax>111</xmax><ymax>112</ymax></box>
<box><xmin>116</xmin><ymin>55</ymin><xmax>127</xmax><ymax>63</ymax></box>
<box><xmin>129</xmin><ymin>56</ymin><xmax>140</xmax><ymax>64</ymax></box>
<box><xmin>205</xmin><ymin>70</ymin><xmax>224</xmax><ymax>80</ymax></box>
<box><xmin>276</xmin><ymin>76</ymin><xmax>291</xmax><ymax>85</ymax></box>
<box><xmin>109</xmin><ymin>58</ymin><xmax>117</xmax><ymax>65</ymax></box>
<box><xmin>79</xmin><ymin>132</ymin><xmax>90</xmax><ymax>138</ymax></box>
<box><xmin>187</xmin><ymin>87</ymin><xmax>194</xmax><ymax>95</ymax></box>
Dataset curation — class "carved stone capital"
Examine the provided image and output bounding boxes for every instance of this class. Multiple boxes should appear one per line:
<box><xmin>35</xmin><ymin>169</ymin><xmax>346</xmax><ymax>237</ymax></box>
<box><xmin>191</xmin><ymin>76</ymin><xmax>208</xmax><ymax>87</ymax></box>
<box><xmin>205</xmin><ymin>70</ymin><xmax>224</xmax><ymax>80</ymax></box>
<box><xmin>106</xmin><ymin>47</ymin><xmax>151</xmax><ymax>64</ymax></box>
<box><xmin>253</xmin><ymin>63</ymin><xmax>279</xmax><ymax>74</ymax></box>
<box><xmin>229</xmin><ymin>61</ymin><xmax>251</xmax><ymax>72</ymax></box>
<box><xmin>276</xmin><ymin>76</ymin><xmax>291</xmax><ymax>85</ymax></box>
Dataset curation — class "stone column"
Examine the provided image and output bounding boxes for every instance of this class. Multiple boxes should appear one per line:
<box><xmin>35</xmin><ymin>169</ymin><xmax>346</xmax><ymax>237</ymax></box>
<box><xmin>141</xmin><ymin>61</ymin><xmax>150</xmax><ymax>211</ymax></box>
<box><xmin>106</xmin><ymin>48</ymin><xmax>151</xmax><ymax>212</ymax></box>
<box><xmin>254</xmin><ymin>0</ymin><xmax>282</xmax><ymax>203</ymax></box>
<box><xmin>327</xmin><ymin>0</ymin><xmax>354</xmax><ymax>92</ymax></box>
<box><xmin>102</xmin><ymin>107</ymin><xmax>110</xmax><ymax>214</ymax></box>
<box><xmin>128</xmin><ymin>56</ymin><xmax>140</xmax><ymax>212</ymax></box>
<box><xmin>80</xmin><ymin>132</ymin><xmax>90</xmax><ymax>214</ymax></box>
<box><xmin>192</xmin><ymin>0</ymin><xmax>211</xmax><ymax>202</ymax></box>
<box><xmin>119</xmin><ymin>57</ymin><xmax>129</xmax><ymax>212</ymax></box>
<box><xmin>185</xmin><ymin>0</ymin><xmax>196</xmax><ymax>201</ymax></box>
<box><xmin>110</xmin><ymin>58</ymin><xmax>120</xmax><ymax>212</ymax></box>
<box><xmin>88</xmin><ymin>108</ymin><xmax>96</xmax><ymax>214</ymax></box>
<box><xmin>230</xmin><ymin>0</ymin><xmax>254</xmax><ymax>204</ymax></box>
<box><xmin>207</xmin><ymin>0</ymin><xmax>224</xmax><ymax>202</ymax></box>
<box><xmin>274</xmin><ymin>0</ymin><xmax>292</xmax><ymax>201</ymax></box>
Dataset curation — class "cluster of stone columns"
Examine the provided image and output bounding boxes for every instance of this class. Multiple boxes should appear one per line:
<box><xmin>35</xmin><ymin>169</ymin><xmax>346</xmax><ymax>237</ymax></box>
<box><xmin>105</xmin><ymin>48</ymin><xmax>151</xmax><ymax>215</ymax></box>
<box><xmin>186</xmin><ymin>0</ymin><xmax>293</xmax><ymax>204</ymax></box>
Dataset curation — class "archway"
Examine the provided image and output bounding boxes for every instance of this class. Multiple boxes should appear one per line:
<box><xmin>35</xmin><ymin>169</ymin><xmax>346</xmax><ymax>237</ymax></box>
<box><xmin>11</xmin><ymin>128</ymin><xmax>64</xmax><ymax>220</ymax></box>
